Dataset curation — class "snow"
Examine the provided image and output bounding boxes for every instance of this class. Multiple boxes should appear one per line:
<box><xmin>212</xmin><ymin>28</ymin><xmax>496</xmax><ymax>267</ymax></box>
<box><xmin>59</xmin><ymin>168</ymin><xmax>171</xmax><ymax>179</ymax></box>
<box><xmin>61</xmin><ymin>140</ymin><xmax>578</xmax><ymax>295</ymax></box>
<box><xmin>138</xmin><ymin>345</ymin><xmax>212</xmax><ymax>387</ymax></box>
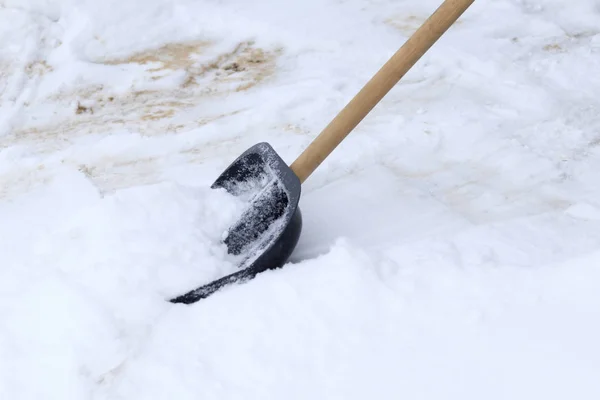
<box><xmin>1</xmin><ymin>0</ymin><xmax>600</xmax><ymax>398</ymax></box>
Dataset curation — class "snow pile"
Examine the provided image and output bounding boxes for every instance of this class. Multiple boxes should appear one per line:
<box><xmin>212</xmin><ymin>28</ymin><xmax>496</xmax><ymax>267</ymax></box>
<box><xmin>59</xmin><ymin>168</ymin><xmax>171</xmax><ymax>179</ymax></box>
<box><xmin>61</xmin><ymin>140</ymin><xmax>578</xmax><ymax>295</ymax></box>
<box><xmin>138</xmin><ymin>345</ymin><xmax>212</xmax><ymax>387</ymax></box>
<box><xmin>1</xmin><ymin>0</ymin><xmax>600</xmax><ymax>399</ymax></box>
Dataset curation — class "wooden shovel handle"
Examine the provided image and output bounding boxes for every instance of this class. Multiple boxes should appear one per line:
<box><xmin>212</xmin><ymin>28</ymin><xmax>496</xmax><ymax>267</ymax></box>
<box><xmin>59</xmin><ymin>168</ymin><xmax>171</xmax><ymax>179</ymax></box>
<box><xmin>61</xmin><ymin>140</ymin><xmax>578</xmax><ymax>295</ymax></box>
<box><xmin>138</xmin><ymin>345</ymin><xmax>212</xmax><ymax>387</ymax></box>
<box><xmin>290</xmin><ymin>0</ymin><xmax>475</xmax><ymax>183</ymax></box>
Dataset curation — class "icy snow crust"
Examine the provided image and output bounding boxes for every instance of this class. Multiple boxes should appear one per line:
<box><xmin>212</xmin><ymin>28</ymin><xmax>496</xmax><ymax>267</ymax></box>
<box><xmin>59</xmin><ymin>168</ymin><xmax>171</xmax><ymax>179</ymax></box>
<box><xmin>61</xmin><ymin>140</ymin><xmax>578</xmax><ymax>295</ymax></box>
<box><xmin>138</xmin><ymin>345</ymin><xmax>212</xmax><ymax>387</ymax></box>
<box><xmin>1</xmin><ymin>0</ymin><xmax>600</xmax><ymax>398</ymax></box>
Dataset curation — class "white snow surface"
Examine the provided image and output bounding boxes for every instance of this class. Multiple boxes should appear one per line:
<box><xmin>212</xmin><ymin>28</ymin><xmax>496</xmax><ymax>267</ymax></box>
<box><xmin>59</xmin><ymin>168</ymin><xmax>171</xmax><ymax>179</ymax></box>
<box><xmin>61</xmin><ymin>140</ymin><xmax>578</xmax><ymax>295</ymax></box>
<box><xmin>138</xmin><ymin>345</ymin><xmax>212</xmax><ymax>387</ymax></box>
<box><xmin>2</xmin><ymin>0</ymin><xmax>600</xmax><ymax>398</ymax></box>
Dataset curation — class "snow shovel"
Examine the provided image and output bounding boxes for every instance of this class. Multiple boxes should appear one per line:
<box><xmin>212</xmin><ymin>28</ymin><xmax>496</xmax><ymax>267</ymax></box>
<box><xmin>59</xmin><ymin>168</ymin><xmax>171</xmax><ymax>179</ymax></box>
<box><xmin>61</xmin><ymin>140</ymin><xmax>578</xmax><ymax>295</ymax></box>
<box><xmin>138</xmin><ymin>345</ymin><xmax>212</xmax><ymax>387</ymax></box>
<box><xmin>170</xmin><ymin>0</ymin><xmax>475</xmax><ymax>304</ymax></box>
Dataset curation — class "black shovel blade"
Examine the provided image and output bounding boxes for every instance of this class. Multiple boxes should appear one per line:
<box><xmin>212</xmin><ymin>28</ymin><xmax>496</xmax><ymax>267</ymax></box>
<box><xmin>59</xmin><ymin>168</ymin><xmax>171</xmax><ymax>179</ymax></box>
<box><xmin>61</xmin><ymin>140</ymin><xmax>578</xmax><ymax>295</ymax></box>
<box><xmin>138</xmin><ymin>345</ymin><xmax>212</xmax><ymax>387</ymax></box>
<box><xmin>170</xmin><ymin>142</ymin><xmax>302</xmax><ymax>304</ymax></box>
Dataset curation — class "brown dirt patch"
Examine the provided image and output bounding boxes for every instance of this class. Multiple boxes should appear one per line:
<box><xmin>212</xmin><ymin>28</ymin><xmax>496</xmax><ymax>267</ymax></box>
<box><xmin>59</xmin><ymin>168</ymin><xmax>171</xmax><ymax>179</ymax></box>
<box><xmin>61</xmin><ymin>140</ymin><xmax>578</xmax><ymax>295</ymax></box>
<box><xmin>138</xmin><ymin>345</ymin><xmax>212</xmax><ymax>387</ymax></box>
<box><xmin>1</xmin><ymin>40</ymin><xmax>281</xmax><ymax>152</ymax></box>
<box><xmin>102</xmin><ymin>41</ymin><xmax>211</xmax><ymax>72</ymax></box>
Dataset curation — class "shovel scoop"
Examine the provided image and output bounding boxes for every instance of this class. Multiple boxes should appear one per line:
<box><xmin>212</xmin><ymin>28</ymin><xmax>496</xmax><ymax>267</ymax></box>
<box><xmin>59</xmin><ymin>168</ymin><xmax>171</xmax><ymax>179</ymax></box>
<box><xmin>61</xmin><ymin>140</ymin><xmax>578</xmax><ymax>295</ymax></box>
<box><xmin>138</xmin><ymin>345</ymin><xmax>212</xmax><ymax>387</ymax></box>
<box><xmin>169</xmin><ymin>143</ymin><xmax>303</xmax><ymax>304</ymax></box>
<box><xmin>170</xmin><ymin>0</ymin><xmax>475</xmax><ymax>304</ymax></box>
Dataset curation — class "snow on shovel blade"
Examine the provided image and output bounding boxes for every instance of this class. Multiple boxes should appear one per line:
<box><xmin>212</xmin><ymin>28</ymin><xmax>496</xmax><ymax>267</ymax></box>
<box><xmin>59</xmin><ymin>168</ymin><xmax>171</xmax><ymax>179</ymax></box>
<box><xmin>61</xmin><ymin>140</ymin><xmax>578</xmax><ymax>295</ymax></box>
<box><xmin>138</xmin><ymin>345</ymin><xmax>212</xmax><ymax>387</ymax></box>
<box><xmin>170</xmin><ymin>142</ymin><xmax>302</xmax><ymax>304</ymax></box>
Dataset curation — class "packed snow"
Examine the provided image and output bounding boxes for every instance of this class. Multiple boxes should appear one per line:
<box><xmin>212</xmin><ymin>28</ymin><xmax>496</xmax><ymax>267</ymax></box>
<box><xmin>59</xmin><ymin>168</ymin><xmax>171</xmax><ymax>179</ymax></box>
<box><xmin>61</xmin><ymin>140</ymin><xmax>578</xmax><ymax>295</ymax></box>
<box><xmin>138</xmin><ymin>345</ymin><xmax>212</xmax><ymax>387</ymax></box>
<box><xmin>1</xmin><ymin>0</ymin><xmax>600</xmax><ymax>398</ymax></box>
